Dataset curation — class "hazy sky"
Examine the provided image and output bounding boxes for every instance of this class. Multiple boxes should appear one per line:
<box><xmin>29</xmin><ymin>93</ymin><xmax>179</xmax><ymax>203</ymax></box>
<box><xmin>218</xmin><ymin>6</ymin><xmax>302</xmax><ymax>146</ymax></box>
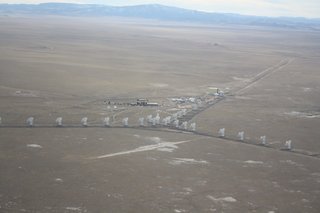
<box><xmin>1</xmin><ymin>0</ymin><xmax>319</xmax><ymax>18</ymax></box>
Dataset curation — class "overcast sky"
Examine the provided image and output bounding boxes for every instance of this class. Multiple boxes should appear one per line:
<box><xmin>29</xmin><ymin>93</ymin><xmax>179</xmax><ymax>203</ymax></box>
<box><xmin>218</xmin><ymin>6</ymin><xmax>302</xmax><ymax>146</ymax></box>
<box><xmin>0</xmin><ymin>0</ymin><xmax>319</xmax><ymax>18</ymax></box>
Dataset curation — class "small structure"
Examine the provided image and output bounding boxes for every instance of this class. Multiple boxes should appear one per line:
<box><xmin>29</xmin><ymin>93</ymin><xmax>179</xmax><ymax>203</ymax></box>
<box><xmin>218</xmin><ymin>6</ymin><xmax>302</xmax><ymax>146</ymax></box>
<box><xmin>207</xmin><ymin>87</ymin><xmax>220</xmax><ymax>95</ymax></box>
<box><xmin>146</xmin><ymin>102</ymin><xmax>159</xmax><ymax>106</ymax></box>
<box><xmin>137</xmin><ymin>98</ymin><xmax>148</xmax><ymax>106</ymax></box>
<box><xmin>135</xmin><ymin>99</ymin><xmax>159</xmax><ymax>106</ymax></box>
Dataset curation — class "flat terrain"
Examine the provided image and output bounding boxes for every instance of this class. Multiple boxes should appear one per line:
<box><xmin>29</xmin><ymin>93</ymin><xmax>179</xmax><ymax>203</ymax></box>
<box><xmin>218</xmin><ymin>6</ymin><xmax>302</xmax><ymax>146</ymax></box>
<box><xmin>0</xmin><ymin>16</ymin><xmax>319</xmax><ymax>212</ymax></box>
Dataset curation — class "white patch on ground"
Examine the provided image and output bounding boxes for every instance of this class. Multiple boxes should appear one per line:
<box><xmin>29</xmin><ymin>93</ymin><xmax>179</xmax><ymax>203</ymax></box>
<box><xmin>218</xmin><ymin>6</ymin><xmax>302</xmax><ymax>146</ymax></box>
<box><xmin>147</xmin><ymin>137</ymin><xmax>162</xmax><ymax>143</ymax></box>
<box><xmin>27</xmin><ymin>144</ymin><xmax>42</xmax><ymax>148</ymax></box>
<box><xmin>244</xmin><ymin>160</ymin><xmax>264</xmax><ymax>164</ymax></box>
<box><xmin>14</xmin><ymin>90</ymin><xmax>38</xmax><ymax>97</ymax></box>
<box><xmin>280</xmin><ymin>160</ymin><xmax>303</xmax><ymax>167</ymax></box>
<box><xmin>82</xmin><ymin>138</ymin><xmax>87</xmax><ymax>140</ymax></box>
<box><xmin>98</xmin><ymin>138</ymin><xmax>103</xmax><ymax>141</ymax></box>
<box><xmin>149</xmin><ymin>83</ymin><xmax>169</xmax><ymax>88</ymax></box>
<box><xmin>90</xmin><ymin>139</ymin><xmax>190</xmax><ymax>159</ymax></box>
<box><xmin>157</xmin><ymin>147</ymin><xmax>177</xmax><ymax>152</ymax></box>
<box><xmin>55</xmin><ymin>178</ymin><xmax>63</xmax><ymax>183</ymax></box>
<box><xmin>133</xmin><ymin>134</ymin><xmax>140</xmax><ymax>138</ymax></box>
<box><xmin>235</xmin><ymin>96</ymin><xmax>252</xmax><ymax>100</ymax></box>
<box><xmin>183</xmin><ymin>187</ymin><xmax>193</xmax><ymax>192</ymax></box>
<box><xmin>284</xmin><ymin>111</ymin><xmax>320</xmax><ymax>118</ymax></box>
<box><xmin>232</xmin><ymin>76</ymin><xmax>250</xmax><ymax>82</ymax></box>
<box><xmin>65</xmin><ymin>207</ymin><xmax>82</xmax><ymax>211</ymax></box>
<box><xmin>174</xmin><ymin>209</ymin><xmax>187</xmax><ymax>213</ymax></box>
<box><xmin>169</xmin><ymin>158</ymin><xmax>209</xmax><ymax>165</ymax></box>
<box><xmin>196</xmin><ymin>180</ymin><xmax>207</xmax><ymax>186</ymax></box>
<box><xmin>207</xmin><ymin>195</ymin><xmax>237</xmax><ymax>203</ymax></box>
<box><xmin>146</xmin><ymin>156</ymin><xmax>158</xmax><ymax>161</ymax></box>
<box><xmin>302</xmin><ymin>198</ymin><xmax>310</xmax><ymax>203</ymax></box>
<box><xmin>302</xmin><ymin>87</ymin><xmax>312</xmax><ymax>92</ymax></box>
<box><xmin>272</xmin><ymin>181</ymin><xmax>280</xmax><ymax>188</ymax></box>
<box><xmin>106</xmin><ymin>193</ymin><xmax>123</xmax><ymax>200</ymax></box>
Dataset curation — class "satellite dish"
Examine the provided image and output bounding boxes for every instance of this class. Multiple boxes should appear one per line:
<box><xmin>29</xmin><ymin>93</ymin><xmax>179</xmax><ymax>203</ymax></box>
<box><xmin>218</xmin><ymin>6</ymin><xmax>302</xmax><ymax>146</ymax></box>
<box><xmin>218</xmin><ymin>128</ymin><xmax>225</xmax><ymax>137</ymax></box>
<box><xmin>173</xmin><ymin>120</ymin><xmax>179</xmax><ymax>128</ymax></box>
<box><xmin>237</xmin><ymin>131</ymin><xmax>244</xmax><ymax>141</ymax></box>
<box><xmin>139</xmin><ymin>117</ymin><xmax>144</xmax><ymax>127</ymax></box>
<box><xmin>190</xmin><ymin>123</ymin><xmax>196</xmax><ymax>131</ymax></box>
<box><xmin>103</xmin><ymin>117</ymin><xmax>110</xmax><ymax>127</ymax></box>
<box><xmin>260</xmin><ymin>136</ymin><xmax>266</xmax><ymax>145</ymax></box>
<box><xmin>285</xmin><ymin>140</ymin><xmax>292</xmax><ymax>150</ymax></box>
<box><xmin>155</xmin><ymin>113</ymin><xmax>160</xmax><ymax>125</ymax></box>
<box><xmin>81</xmin><ymin>117</ymin><xmax>88</xmax><ymax>127</ymax></box>
<box><xmin>27</xmin><ymin>117</ymin><xmax>34</xmax><ymax>127</ymax></box>
<box><xmin>56</xmin><ymin>117</ymin><xmax>63</xmax><ymax>127</ymax></box>
<box><xmin>181</xmin><ymin>122</ymin><xmax>188</xmax><ymax>130</ymax></box>
<box><xmin>147</xmin><ymin>115</ymin><xmax>153</xmax><ymax>123</ymax></box>
<box><xmin>122</xmin><ymin>117</ymin><xmax>128</xmax><ymax>127</ymax></box>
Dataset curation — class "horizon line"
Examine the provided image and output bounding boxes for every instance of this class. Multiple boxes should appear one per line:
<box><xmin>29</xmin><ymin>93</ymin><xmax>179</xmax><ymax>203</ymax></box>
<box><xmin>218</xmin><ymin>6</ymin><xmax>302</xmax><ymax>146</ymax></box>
<box><xmin>0</xmin><ymin>2</ymin><xmax>319</xmax><ymax>20</ymax></box>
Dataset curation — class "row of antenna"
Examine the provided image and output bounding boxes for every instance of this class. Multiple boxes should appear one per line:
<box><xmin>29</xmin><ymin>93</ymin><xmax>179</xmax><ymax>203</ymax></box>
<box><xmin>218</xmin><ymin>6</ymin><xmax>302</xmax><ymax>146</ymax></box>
<box><xmin>0</xmin><ymin>116</ymin><xmax>292</xmax><ymax>150</ymax></box>
<box><xmin>218</xmin><ymin>128</ymin><xmax>292</xmax><ymax>150</ymax></box>
<box><xmin>0</xmin><ymin>115</ymin><xmax>196</xmax><ymax>130</ymax></box>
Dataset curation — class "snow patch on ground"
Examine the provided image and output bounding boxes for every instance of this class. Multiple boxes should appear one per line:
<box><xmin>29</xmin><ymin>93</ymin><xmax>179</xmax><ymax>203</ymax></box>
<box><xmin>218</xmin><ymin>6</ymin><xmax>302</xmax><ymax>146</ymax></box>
<box><xmin>207</xmin><ymin>195</ymin><xmax>237</xmax><ymax>203</ymax></box>
<box><xmin>91</xmin><ymin>138</ymin><xmax>190</xmax><ymax>159</ymax></box>
<box><xmin>147</xmin><ymin>136</ymin><xmax>162</xmax><ymax>143</ymax></box>
<box><xmin>284</xmin><ymin>111</ymin><xmax>320</xmax><ymax>118</ymax></box>
<box><xmin>149</xmin><ymin>83</ymin><xmax>169</xmax><ymax>88</ymax></box>
<box><xmin>65</xmin><ymin>207</ymin><xmax>82</xmax><ymax>211</ymax></box>
<box><xmin>27</xmin><ymin>144</ymin><xmax>42</xmax><ymax>148</ymax></box>
<box><xmin>232</xmin><ymin>76</ymin><xmax>250</xmax><ymax>82</ymax></box>
<box><xmin>244</xmin><ymin>160</ymin><xmax>264</xmax><ymax>164</ymax></box>
<box><xmin>174</xmin><ymin>209</ymin><xmax>187</xmax><ymax>213</ymax></box>
<box><xmin>55</xmin><ymin>178</ymin><xmax>63</xmax><ymax>183</ymax></box>
<box><xmin>169</xmin><ymin>158</ymin><xmax>209</xmax><ymax>165</ymax></box>
<box><xmin>280</xmin><ymin>160</ymin><xmax>303</xmax><ymax>167</ymax></box>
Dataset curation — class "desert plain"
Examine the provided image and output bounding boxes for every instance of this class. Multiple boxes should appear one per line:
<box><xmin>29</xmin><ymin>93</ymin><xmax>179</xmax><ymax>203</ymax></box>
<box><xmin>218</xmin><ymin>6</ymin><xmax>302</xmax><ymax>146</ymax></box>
<box><xmin>0</xmin><ymin>16</ymin><xmax>320</xmax><ymax>212</ymax></box>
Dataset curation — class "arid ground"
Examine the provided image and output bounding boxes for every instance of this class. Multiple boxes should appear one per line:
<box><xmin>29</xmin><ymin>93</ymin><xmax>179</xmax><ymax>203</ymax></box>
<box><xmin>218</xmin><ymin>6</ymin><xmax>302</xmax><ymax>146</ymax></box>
<box><xmin>0</xmin><ymin>16</ymin><xmax>319</xmax><ymax>212</ymax></box>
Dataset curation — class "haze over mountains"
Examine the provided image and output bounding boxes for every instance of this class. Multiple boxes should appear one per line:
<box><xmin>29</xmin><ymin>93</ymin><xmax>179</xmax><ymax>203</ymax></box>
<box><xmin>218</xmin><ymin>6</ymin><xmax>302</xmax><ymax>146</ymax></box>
<box><xmin>0</xmin><ymin>3</ymin><xmax>320</xmax><ymax>29</ymax></box>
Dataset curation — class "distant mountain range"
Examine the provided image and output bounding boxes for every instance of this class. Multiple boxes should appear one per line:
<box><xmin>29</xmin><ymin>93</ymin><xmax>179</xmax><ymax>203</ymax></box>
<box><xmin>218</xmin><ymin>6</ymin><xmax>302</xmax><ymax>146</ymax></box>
<box><xmin>1</xmin><ymin>3</ymin><xmax>320</xmax><ymax>29</ymax></box>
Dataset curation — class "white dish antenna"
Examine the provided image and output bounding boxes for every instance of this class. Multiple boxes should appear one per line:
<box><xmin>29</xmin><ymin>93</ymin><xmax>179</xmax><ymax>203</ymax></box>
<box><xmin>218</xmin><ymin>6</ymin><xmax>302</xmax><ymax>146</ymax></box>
<box><xmin>56</xmin><ymin>117</ymin><xmax>63</xmax><ymax>127</ymax></box>
<box><xmin>81</xmin><ymin>117</ymin><xmax>88</xmax><ymax>127</ymax></box>
<box><xmin>218</xmin><ymin>128</ymin><xmax>225</xmax><ymax>137</ymax></box>
<box><xmin>27</xmin><ymin>117</ymin><xmax>34</xmax><ymax>127</ymax></box>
